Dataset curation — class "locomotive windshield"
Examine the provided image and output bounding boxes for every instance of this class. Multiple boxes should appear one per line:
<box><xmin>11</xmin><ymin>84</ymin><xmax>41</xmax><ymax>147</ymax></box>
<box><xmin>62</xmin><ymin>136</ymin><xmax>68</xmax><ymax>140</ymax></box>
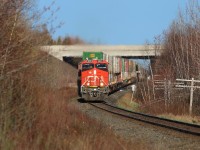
<box><xmin>95</xmin><ymin>63</ymin><xmax>108</xmax><ymax>71</ymax></box>
<box><xmin>82</xmin><ymin>63</ymin><xmax>94</xmax><ymax>71</ymax></box>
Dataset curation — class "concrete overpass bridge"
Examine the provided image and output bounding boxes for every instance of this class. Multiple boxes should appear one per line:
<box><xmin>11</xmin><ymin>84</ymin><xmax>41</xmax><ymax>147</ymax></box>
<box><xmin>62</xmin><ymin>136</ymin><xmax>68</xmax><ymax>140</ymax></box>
<box><xmin>42</xmin><ymin>45</ymin><xmax>163</xmax><ymax>60</ymax></box>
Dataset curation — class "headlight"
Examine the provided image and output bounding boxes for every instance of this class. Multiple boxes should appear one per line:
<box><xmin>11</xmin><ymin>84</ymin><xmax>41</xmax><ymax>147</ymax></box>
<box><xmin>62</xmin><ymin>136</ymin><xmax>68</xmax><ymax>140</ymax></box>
<box><xmin>100</xmin><ymin>82</ymin><xmax>104</xmax><ymax>87</ymax></box>
<box><xmin>87</xmin><ymin>82</ymin><xmax>90</xmax><ymax>86</ymax></box>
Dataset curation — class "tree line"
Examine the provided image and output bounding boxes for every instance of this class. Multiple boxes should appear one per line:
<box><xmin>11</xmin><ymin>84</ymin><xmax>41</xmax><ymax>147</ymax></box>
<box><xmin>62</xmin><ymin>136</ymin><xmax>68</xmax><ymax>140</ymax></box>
<box><xmin>154</xmin><ymin>0</ymin><xmax>200</xmax><ymax>80</ymax></box>
<box><xmin>49</xmin><ymin>36</ymin><xmax>85</xmax><ymax>45</ymax></box>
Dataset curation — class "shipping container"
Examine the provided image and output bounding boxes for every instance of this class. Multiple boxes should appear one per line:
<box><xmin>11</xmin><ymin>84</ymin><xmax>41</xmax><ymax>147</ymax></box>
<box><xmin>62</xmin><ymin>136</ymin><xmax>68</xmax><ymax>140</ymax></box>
<box><xmin>82</xmin><ymin>52</ymin><xmax>103</xmax><ymax>60</ymax></box>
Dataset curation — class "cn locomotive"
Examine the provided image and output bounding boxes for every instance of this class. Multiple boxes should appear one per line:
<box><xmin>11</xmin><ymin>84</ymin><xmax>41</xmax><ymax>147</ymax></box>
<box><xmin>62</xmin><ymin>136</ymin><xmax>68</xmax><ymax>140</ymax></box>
<box><xmin>78</xmin><ymin>52</ymin><xmax>141</xmax><ymax>101</ymax></box>
<box><xmin>78</xmin><ymin>52</ymin><xmax>109</xmax><ymax>100</ymax></box>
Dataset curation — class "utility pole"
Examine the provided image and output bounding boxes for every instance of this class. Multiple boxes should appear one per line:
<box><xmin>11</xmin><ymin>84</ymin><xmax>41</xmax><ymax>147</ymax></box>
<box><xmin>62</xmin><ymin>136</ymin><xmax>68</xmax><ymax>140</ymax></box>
<box><xmin>176</xmin><ymin>78</ymin><xmax>200</xmax><ymax>115</ymax></box>
<box><xmin>189</xmin><ymin>78</ymin><xmax>194</xmax><ymax>115</ymax></box>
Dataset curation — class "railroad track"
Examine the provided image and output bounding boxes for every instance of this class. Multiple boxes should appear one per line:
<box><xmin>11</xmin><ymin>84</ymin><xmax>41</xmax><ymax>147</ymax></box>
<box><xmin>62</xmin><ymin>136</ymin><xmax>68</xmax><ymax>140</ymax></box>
<box><xmin>89</xmin><ymin>101</ymin><xmax>200</xmax><ymax>136</ymax></box>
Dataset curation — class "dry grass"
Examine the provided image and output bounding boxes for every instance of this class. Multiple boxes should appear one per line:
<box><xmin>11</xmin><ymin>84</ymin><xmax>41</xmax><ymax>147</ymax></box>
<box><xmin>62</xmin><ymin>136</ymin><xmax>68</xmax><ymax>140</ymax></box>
<box><xmin>116</xmin><ymin>89</ymin><xmax>200</xmax><ymax>125</ymax></box>
<box><xmin>117</xmin><ymin>90</ymin><xmax>200</xmax><ymax>125</ymax></box>
<box><xmin>5</xmin><ymin>85</ymin><xmax>146</xmax><ymax>150</ymax></box>
<box><xmin>117</xmin><ymin>92</ymin><xmax>140</xmax><ymax>112</ymax></box>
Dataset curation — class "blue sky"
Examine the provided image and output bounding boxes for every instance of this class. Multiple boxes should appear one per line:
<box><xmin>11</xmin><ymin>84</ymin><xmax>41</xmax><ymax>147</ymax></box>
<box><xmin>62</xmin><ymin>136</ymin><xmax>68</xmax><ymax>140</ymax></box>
<box><xmin>38</xmin><ymin>0</ymin><xmax>189</xmax><ymax>45</ymax></box>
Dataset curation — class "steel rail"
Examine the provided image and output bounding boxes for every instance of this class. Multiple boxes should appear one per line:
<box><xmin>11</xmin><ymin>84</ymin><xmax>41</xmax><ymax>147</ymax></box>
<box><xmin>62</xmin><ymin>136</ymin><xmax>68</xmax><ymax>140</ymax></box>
<box><xmin>89</xmin><ymin>101</ymin><xmax>200</xmax><ymax>136</ymax></box>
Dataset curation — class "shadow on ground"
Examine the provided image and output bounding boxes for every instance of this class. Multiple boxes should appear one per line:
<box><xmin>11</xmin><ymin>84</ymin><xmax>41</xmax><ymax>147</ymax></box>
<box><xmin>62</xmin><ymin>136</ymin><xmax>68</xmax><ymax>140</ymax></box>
<box><xmin>77</xmin><ymin>98</ymin><xmax>104</xmax><ymax>103</ymax></box>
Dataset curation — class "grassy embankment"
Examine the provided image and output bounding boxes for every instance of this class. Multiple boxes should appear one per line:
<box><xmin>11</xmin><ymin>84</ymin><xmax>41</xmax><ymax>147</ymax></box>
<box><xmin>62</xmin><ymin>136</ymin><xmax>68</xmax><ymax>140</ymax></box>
<box><xmin>117</xmin><ymin>91</ymin><xmax>200</xmax><ymax>125</ymax></box>
<box><xmin>116</xmin><ymin>92</ymin><xmax>140</xmax><ymax>112</ymax></box>
<box><xmin>0</xmin><ymin>52</ymin><xmax>151</xmax><ymax>149</ymax></box>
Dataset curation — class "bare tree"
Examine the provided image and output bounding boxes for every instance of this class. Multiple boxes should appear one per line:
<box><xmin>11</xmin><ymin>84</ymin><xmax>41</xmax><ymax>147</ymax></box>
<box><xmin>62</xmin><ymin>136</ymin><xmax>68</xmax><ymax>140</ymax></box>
<box><xmin>0</xmin><ymin>0</ymin><xmax>55</xmax><ymax>78</ymax></box>
<box><xmin>0</xmin><ymin>0</ymin><xmax>58</xmax><ymax>145</ymax></box>
<box><xmin>149</xmin><ymin>0</ymin><xmax>200</xmax><ymax>114</ymax></box>
<box><xmin>154</xmin><ymin>0</ymin><xmax>200</xmax><ymax>80</ymax></box>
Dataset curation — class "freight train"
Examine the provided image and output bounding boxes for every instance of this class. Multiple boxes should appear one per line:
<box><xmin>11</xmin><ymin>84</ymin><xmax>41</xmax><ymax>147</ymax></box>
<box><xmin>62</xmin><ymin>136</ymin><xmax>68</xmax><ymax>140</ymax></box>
<box><xmin>78</xmin><ymin>52</ymin><xmax>143</xmax><ymax>101</ymax></box>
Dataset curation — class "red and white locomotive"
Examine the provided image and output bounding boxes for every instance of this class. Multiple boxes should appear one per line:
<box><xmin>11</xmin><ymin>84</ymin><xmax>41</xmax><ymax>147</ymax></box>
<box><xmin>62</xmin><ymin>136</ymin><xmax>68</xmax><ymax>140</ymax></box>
<box><xmin>79</xmin><ymin>59</ymin><xmax>110</xmax><ymax>100</ymax></box>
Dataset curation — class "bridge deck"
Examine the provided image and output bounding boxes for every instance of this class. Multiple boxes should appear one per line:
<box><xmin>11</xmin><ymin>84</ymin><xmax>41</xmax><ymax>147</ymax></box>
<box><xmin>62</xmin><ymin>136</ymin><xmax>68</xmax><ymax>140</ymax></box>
<box><xmin>42</xmin><ymin>45</ymin><xmax>163</xmax><ymax>60</ymax></box>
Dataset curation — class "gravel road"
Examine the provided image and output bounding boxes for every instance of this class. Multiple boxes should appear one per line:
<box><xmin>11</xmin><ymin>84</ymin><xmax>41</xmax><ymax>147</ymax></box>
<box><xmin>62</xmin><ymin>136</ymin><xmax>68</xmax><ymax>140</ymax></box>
<box><xmin>71</xmin><ymin>90</ymin><xmax>200</xmax><ymax>150</ymax></box>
